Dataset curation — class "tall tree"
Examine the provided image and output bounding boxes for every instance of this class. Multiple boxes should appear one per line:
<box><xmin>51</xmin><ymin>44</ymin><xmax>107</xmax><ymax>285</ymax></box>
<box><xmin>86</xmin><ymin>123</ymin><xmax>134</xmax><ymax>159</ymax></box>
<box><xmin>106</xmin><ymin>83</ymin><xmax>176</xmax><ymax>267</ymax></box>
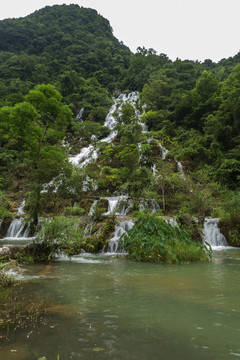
<box><xmin>7</xmin><ymin>84</ymin><xmax>72</xmax><ymax>224</ymax></box>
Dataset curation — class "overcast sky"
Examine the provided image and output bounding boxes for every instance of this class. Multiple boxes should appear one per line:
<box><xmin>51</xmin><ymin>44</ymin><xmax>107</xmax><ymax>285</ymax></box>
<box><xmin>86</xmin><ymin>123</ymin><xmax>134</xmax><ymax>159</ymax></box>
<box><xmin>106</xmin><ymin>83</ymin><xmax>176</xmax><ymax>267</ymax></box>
<box><xmin>0</xmin><ymin>0</ymin><xmax>240</xmax><ymax>62</ymax></box>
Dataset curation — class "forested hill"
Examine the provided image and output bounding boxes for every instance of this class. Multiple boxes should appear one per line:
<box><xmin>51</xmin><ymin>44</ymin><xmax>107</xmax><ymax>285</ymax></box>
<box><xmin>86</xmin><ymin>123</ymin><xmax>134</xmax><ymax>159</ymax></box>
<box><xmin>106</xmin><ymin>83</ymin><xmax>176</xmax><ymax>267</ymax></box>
<box><xmin>0</xmin><ymin>4</ymin><xmax>240</xmax><ymax>246</ymax></box>
<box><xmin>0</xmin><ymin>4</ymin><xmax>131</xmax><ymax>106</ymax></box>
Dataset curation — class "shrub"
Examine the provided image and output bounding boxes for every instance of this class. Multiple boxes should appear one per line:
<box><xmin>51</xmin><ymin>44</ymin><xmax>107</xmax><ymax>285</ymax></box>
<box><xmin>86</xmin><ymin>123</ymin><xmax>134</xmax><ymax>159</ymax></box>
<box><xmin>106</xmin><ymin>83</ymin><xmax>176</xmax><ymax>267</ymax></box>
<box><xmin>121</xmin><ymin>217</ymin><xmax>211</xmax><ymax>263</ymax></box>
<box><xmin>24</xmin><ymin>216</ymin><xmax>84</xmax><ymax>261</ymax></box>
<box><xmin>64</xmin><ymin>206</ymin><xmax>85</xmax><ymax>216</ymax></box>
<box><xmin>0</xmin><ymin>191</ymin><xmax>11</xmax><ymax>218</ymax></box>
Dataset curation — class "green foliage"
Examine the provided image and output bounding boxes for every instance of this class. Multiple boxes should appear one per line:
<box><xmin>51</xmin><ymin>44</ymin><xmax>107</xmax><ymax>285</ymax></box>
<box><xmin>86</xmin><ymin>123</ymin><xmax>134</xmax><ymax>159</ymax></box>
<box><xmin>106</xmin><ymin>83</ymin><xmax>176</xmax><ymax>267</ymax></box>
<box><xmin>4</xmin><ymin>84</ymin><xmax>73</xmax><ymax>223</ymax></box>
<box><xmin>36</xmin><ymin>216</ymin><xmax>82</xmax><ymax>245</ymax></box>
<box><xmin>1</xmin><ymin>3</ymin><xmax>240</xmax><ymax>242</ymax></box>
<box><xmin>63</xmin><ymin>206</ymin><xmax>85</xmax><ymax>217</ymax></box>
<box><xmin>72</xmin><ymin>121</ymin><xmax>110</xmax><ymax>140</ymax></box>
<box><xmin>121</xmin><ymin>217</ymin><xmax>211</xmax><ymax>263</ymax></box>
<box><xmin>0</xmin><ymin>191</ymin><xmax>11</xmax><ymax>218</ymax></box>
<box><xmin>26</xmin><ymin>216</ymin><xmax>84</xmax><ymax>261</ymax></box>
<box><xmin>0</xmin><ymin>4</ymin><xmax>131</xmax><ymax>103</ymax></box>
<box><xmin>222</xmin><ymin>191</ymin><xmax>240</xmax><ymax>222</ymax></box>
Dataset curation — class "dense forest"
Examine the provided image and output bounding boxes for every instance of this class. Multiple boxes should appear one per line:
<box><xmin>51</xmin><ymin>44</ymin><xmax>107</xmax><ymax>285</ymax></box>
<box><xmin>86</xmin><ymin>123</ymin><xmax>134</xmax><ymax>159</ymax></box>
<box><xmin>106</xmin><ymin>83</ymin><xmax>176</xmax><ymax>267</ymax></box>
<box><xmin>0</xmin><ymin>3</ymin><xmax>240</xmax><ymax>253</ymax></box>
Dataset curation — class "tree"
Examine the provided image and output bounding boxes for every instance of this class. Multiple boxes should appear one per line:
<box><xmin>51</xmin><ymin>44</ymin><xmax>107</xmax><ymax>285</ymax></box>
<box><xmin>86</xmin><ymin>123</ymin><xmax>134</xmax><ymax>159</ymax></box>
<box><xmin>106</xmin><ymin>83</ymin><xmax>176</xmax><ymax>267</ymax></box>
<box><xmin>8</xmin><ymin>84</ymin><xmax>72</xmax><ymax>224</ymax></box>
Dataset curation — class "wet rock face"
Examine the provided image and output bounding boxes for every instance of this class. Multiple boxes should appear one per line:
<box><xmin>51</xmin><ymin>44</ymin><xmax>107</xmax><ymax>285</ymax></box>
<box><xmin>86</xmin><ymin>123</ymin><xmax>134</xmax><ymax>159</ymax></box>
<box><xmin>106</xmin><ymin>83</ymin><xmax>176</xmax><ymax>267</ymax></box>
<box><xmin>0</xmin><ymin>217</ymin><xmax>13</xmax><ymax>237</ymax></box>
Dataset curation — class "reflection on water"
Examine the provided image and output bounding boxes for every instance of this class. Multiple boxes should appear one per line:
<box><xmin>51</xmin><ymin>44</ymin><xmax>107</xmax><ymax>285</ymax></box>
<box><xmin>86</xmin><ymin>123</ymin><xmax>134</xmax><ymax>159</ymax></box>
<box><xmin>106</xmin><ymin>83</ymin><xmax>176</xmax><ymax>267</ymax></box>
<box><xmin>1</xmin><ymin>250</ymin><xmax>240</xmax><ymax>360</ymax></box>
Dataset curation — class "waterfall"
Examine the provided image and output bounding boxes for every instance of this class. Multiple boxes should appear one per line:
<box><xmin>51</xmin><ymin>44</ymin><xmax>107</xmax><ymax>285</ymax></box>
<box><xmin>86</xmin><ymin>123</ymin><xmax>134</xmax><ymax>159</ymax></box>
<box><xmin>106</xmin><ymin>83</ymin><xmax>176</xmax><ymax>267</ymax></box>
<box><xmin>203</xmin><ymin>218</ymin><xmax>228</xmax><ymax>248</ymax></box>
<box><xmin>4</xmin><ymin>218</ymin><xmax>32</xmax><ymax>240</ymax></box>
<box><xmin>177</xmin><ymin>161</ymin><xmax>184</xmax><ymax>174</ymax></box>
<box><xmin>104</xmin><ymin>196</ymin><xmax>129</xmax><ymax>215</ymax></box>
<box><xmin>107</xmin><ymin>220</ymin><xmax>134</xmax><ymax>253</ymax></box>
<box><xmin>84</xmin><ymin>222</ymin><xmax>94</xmax><ymax>238</ymax></box>
<box><xmin>159</xmin><ymin>143</ymin><xmax>169</xmax><ymax>160</ymax></box>
<box><xmin>17</xmin><ymin>199</ymin><xmax>25</xmax><ymax>216</ymax></box>
<box><xmin>168</xmin><ymin>217</ymin><xmax>178</xmax><ymax>227</ymax></box>
<box><xmin>88</xmin><ymin>200</ymin><xmax>99</xmax><ymax>216</ymax></box>
<box><xmin>69</xmin><ymin>145</ymin><xmax>98</xmax><ymax>167</ymax></box>
<box><xmin>139</xmin><ymin>198</ymin><xmax>161</xmax><ymax>213</ymax></box>
<box><xmin>69</xmin><ymin>92</ymin><xmax>144</xmax><ymax>168</ymax></box>
<box><xmin>76</xmin><ymin>108</ymin><xmax>84</xmax><ymax>121</ymax></box>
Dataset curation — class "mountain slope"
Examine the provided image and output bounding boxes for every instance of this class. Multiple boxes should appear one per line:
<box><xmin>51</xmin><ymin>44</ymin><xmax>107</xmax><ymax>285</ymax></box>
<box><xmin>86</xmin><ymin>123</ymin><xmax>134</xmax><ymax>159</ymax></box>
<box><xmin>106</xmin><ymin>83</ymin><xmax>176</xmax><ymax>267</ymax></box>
<box><xmin>0</xmin><ymin>4</ymin><xmax>131</xmax><ymax>104</ymax></box>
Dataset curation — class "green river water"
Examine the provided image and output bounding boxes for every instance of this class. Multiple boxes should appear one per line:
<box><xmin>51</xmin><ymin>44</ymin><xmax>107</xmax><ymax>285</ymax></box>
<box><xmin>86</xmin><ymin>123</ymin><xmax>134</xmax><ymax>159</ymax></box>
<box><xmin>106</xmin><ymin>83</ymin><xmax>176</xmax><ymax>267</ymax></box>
<box><xmin>1</xmin><ymin>249</ymin><xmax>240</xmax><ymax>360</ymax></box>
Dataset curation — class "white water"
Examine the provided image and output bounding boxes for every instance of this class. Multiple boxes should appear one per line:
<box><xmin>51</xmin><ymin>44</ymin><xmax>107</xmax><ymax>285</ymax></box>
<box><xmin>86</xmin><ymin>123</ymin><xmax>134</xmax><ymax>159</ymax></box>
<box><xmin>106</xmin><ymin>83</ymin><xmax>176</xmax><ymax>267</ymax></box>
<box><xmin>17</xmin><ymin>199</ymin><xmax>25</xmax><ymax>216</ymax></box>
<box><xmin>159</xmin><ymin>143</ymin><xmax>169</xmax><ymax>160</ymax></box>
<box><xmin>69</xmin><ymin>92</ymin><xmax>144</xmax><ymax>169</ymax></box>
<box><xmin>168</xmin><ymin>217</ymin><xmax>178</xmax><ymax>227</ymax></box>
<box><xmin>4</xmin><ymin>218</ymin><xmax>33</xmax><ymax>240</ymax></box>
<box><xmin>89</xmin><ymin>196</ymin><xmax>132</xmax><ymax>217</ymax></box>
<box><xmin>76</xmin><ymin>107</ymin><xmax>84</xmax><ymax>121</ymax></box>
<box><xmin>88</xmin><ymin>200</ymin><xmax>99</xmax><ymax>216</ymax></box>
<box><xmin>104</xmin><ymin>196</ymin><xmax>129</xmax><ymax>215</ymax></box>
<box><xmin>139</xmin><ymin>198</ymin><xmax>161</xmax><ymax>213</ymax></box>
<box><xmin>69</xmin><ymin>145</ymin><xmax>98</xmax><ymax>167</ymax></box>
<box><xmin>107</xmin><ymin>220</ymin><xmax>134</xmax><ymax>253</ymax></box>
<box><xmin>177</xmin><ymin>161</ymin><xmax>184</xmax><ymax>175</ymax></box>
<box><xmin>203</xmin><ymin>218</ymin><xmax>229</xmax><ymax>249</ymax></box>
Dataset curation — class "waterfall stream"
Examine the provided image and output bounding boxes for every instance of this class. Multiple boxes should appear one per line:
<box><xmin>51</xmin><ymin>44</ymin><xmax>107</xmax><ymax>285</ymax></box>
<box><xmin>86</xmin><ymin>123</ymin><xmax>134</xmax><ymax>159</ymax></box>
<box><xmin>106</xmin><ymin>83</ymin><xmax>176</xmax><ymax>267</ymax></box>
<box><xmin>107</xmin><ymin>220</ymin><xmax>134</xmax><ymax>253</ymax></box>
<box><xmin>4</xmin><ymin>218</ymin><xmax>32</xmax><ymax>240</ymax></box>
<box><xmin>203</xmin><ymin>218</ymin><xmax>228</xmax><ymax>249</ymax></box>
<box><xmin>69</xmin><ymin>92</ymin><xmax>142</xmax><ymax>168</ymax></box>
<box><xmin>17</xmin><ymin>199</ymin><xmax>25</xmax><ymax>216</ymax></box>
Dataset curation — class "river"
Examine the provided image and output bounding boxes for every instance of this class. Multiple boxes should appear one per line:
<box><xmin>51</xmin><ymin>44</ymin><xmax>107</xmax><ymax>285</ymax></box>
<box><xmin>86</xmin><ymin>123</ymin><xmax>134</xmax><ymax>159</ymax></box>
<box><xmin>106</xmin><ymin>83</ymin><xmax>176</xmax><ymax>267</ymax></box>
<box><xmin>1</xmin><ymin>248</ymin><xmax>240</xmax><ymax>360</ymax></box>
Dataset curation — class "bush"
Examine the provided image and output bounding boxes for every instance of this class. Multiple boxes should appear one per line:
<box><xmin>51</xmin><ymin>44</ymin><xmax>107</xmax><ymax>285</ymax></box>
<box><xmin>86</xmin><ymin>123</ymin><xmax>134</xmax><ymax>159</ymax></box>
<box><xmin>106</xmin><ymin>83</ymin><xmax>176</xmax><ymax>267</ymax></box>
<box><xmin>64</xmin><ymin>206</ymin><xmax>85</xmax><ymax>216</ymax></box>
<box><xmin>24</xmin><ymin>216</ymin><xmax>84</xmax><ymax>261</ymax></box>
<box><xmin>121</xmin><ymin>217</ymin><xmax>211</xmax><ymax>263</ymax></box>
<box><xmin>0</xmin><ymin>191</ymin><xmax>11</xmax><ymax>218</ymax></box>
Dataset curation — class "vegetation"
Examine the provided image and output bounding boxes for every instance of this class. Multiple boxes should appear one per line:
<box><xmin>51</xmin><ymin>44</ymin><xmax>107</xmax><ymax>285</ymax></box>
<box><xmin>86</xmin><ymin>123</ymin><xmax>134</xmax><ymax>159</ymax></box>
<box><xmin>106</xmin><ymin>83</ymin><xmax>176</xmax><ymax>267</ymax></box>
<box><xmin>121</xmin><ymin>217</ymin><xmax>211</xmax><ymax>263</ymax></box>
<box><xmin>0</xmin><ymin>266</ymin><xmax>43</xmax><ymax>345</ymax></box>
<box><xmin>1</xmin><ymin>3</ymin><xmax>240</xmax><ymax>257</ymax></box>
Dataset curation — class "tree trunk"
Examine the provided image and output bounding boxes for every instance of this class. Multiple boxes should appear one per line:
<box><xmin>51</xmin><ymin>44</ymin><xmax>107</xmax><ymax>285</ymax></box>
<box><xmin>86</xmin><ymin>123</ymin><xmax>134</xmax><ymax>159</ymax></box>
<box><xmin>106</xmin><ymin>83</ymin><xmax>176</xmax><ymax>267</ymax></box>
<box><xmin>33</xmin><ymin>184</ymin><xmax>40</xmax><ymax>226</ymax></box>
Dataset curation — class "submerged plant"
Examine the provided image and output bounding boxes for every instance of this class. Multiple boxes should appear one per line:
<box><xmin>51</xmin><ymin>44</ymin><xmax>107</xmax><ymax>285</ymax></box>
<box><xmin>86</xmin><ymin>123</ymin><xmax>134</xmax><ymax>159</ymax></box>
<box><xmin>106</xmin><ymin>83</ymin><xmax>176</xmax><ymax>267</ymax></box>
<box><xmin>121</xmin><ymin>217</ymin><xmax>211</xmax><ymax>263</ymax></box>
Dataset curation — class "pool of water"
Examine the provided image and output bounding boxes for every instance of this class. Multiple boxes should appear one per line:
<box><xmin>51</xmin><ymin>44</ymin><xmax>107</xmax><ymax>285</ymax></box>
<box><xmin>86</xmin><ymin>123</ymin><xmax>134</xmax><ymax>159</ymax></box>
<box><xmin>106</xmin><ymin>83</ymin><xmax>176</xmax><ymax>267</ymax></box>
<box><xmin>1</xmin><ymin>249</ymin><xmax>240</xmax><ymax>360</ymax></box>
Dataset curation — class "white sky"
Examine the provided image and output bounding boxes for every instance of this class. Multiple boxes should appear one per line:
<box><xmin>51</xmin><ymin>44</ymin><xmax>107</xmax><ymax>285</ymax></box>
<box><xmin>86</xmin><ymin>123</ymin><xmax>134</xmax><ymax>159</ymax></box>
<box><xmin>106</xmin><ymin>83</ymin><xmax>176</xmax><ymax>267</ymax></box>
<box><xmin>0</xmin><ymin>0</ymin><xmax>240</xmax><ymax>62</ymax></box>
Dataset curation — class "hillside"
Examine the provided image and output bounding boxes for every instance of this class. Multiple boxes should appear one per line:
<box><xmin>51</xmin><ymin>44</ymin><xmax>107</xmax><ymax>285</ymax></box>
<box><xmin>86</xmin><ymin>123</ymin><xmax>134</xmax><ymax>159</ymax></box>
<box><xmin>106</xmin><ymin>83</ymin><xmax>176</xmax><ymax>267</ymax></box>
<box><xmin>0</xmin><ymin>4</ymin><xmax>130</xmax><ymax>109</ymax></box>
<box><xmin>0</xmin><ymin>4</ymin><xmax>240</xmax><ymax>249</ymax></box>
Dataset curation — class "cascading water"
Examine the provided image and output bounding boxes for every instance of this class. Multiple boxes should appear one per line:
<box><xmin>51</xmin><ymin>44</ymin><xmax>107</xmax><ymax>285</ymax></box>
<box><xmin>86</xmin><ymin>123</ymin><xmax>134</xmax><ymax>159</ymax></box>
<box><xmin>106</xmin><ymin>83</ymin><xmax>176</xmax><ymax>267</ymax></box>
<box><xmin>159</xmin><ymin>143</ymin><xmax>169</xmax><ymax>160</ymax></box>
<box><xmin>177</xmin><ymin>161</ymin><xmax>184</xmax><ymax>175</ymax></box>
<box><xmin>88</xmin><ymin>200</ymin><xmax>99</xmax><ymax>216</ymax></box>
<box><xmin>89</xmin><ymin>196</ymin><xmax>132</xmax><ymax>217</ymax></box>
<box><xmin>139</xmin><ymin>198</ymin><xmax>161</xmax><ymax>213</ymax></box>
<box><xmin>69</xmin><ymin>92</ymin><xmax>144</xmax><ymax>169</ymax></box>
<box><xmin>104</xmin><ymin>196</ymin><xmax>129</xmax><ymax>215</ymax></box>
<box><xmin>107</xmin><ymin>220</ymin><xmax>134</xmax><ymax>253</ymax></box>
<box><xmin>203</xmin><ymin>218</ymin><xmax>228</xmax><ymax>249</ymax></box>
<box><xmin>4</xmin><ymin>218</ymin><xmax>32</xmax><ymax>240</ymax></box>
<box><xmin>76</xmin><ymin>108</ymin><xmax>84</xmax><ymax>121</ymax></box>
<box><xmin>17</xmin><ymin>199</ymin><xmax>25</xmax><ymax>216</ymax></box>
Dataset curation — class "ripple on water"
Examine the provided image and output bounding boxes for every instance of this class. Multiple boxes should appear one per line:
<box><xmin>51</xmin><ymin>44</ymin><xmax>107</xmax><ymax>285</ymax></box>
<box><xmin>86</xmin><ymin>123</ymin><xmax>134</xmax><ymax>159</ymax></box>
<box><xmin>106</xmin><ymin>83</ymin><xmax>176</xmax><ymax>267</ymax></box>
<box><xmin>55</xmin><ymin>253</ymin><xmax>108</xmax><ymax>264</ymax></box>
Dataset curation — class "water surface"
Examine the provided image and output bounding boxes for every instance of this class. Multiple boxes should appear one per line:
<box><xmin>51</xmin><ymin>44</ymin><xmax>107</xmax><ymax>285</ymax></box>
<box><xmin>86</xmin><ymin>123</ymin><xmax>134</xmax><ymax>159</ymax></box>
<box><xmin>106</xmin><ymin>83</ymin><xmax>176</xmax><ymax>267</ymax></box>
<box><xmin>1</xmin><ymin>249</ymin><xmax>240</xmax><ymax>360</ymax></box>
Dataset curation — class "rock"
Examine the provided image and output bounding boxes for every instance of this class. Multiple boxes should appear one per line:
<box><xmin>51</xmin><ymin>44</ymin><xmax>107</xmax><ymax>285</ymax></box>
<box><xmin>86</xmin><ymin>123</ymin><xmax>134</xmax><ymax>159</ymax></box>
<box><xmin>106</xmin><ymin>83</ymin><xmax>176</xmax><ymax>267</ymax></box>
<box><xmin>0</xmin><ymin>245</ymin><xmax>22</xmax><ymax>257</ymax></box>
<box><xmin>0</xmin><ymin>246</ymin><xmax>11</xmax><ymax>256</ymax></box>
